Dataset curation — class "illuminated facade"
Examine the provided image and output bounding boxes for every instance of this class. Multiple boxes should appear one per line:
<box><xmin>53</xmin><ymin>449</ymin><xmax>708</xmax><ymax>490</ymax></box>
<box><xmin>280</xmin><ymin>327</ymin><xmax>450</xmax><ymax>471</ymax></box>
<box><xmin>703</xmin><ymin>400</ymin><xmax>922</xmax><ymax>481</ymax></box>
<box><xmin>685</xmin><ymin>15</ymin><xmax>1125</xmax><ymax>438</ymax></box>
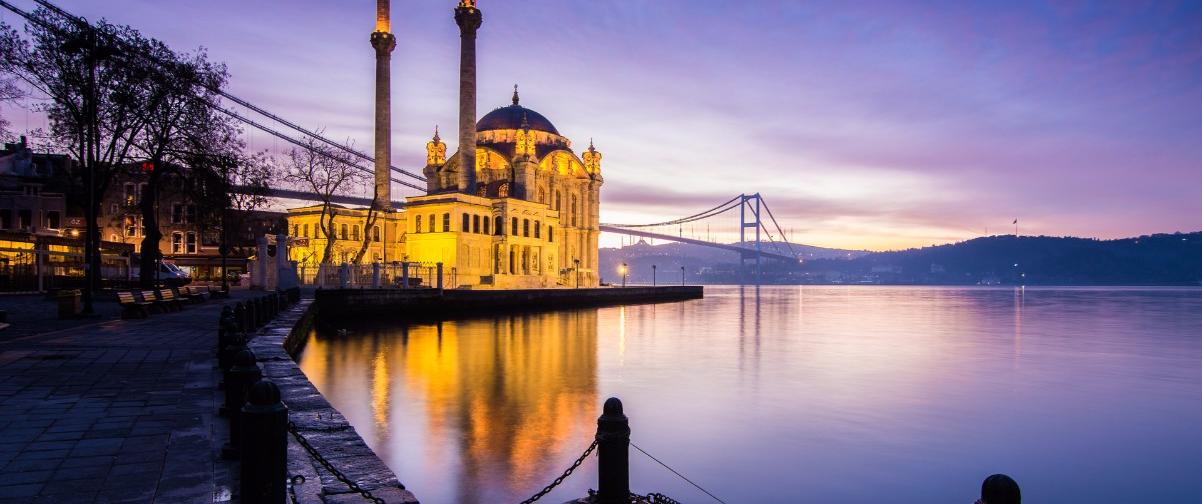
<box><xmin>285</xmin><ymin>0</ymin><xmax>604</xmax><ymax>288</ymax></box>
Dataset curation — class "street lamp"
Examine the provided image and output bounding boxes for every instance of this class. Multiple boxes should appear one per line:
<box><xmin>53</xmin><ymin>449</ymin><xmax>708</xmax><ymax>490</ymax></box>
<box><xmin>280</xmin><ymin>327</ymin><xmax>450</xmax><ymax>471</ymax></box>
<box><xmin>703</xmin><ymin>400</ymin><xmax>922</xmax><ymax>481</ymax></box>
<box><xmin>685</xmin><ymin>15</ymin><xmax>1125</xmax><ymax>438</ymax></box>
<box><xmin>574</xmin><ymin>258</ymin><xmax>581</xmax><ymax>289</ymax></box>
<box><xmin>620</xmin><ymin>262</ymin><xmax>627</xmax><ymax>288</ymax></box>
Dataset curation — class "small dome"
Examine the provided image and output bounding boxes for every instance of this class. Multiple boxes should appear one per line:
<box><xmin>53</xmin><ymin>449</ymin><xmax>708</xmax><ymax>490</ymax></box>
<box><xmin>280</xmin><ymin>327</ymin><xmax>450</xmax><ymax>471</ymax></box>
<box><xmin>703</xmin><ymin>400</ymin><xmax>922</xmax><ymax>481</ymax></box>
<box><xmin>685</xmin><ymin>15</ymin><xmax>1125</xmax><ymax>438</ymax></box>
<box><xmin>476</xmin><ymin>105</ymin><xmax>560</xmax><ymax>135</ymax></box>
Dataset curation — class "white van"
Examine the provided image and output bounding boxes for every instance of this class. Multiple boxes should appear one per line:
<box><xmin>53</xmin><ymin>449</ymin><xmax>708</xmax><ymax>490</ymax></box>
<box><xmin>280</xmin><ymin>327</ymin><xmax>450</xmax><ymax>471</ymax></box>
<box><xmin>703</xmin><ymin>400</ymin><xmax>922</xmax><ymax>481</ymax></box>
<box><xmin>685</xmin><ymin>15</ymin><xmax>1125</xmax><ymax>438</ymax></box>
<box><xmin>130</xmin><ymin>262</ymin><xmax>192</xmax><ymax>287</ymax></box>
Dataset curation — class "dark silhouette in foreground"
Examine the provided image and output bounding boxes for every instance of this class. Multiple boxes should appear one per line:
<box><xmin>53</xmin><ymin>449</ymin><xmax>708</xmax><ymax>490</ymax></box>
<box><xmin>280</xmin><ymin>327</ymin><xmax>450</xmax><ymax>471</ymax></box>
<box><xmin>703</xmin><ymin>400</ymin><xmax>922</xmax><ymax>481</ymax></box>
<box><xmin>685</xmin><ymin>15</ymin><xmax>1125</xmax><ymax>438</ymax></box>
<box><xmin>976</xmin><ymin>473</ymin><xmax>1021</xmax><ymax>504</ymax></box>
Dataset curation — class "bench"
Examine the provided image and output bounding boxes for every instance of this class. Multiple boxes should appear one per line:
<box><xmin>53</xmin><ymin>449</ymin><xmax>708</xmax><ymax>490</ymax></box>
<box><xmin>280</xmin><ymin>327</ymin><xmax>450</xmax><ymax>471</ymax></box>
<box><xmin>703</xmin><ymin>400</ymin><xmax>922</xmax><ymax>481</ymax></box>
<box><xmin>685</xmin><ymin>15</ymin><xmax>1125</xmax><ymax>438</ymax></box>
<box><xmin>141</xmin><ymin>290</ymin><xmax>175</xmax><ymax>313</ymax></box>
<box><xmin>158</xmin><ymin>288</ymin><xmax>184</xmax><ymax>311</ymax></box>
<box><xmin>177</xmin><ymin>286</ymin><xmax>205</xmax><ymax>304</ymax></box>
<box><xmin>190</xmin><ymin>285</ymin><xmax>211</xmax><ymax>301</ymax></box>
<box><xmin>117</xmin><ymin>291</ymin><xmax>151</xmax><ymax>319</ymax></box>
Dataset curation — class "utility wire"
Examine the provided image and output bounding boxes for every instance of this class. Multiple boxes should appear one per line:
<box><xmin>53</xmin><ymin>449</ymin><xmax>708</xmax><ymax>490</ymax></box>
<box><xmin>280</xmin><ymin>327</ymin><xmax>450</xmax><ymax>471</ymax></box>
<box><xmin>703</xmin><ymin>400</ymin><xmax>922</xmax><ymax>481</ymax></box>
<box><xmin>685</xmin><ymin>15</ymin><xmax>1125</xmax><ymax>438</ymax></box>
<box><xmin>630</xmin><ymin>441</ymin><xmax>728</xmax><ymax>504</ymax></box>
<box><xmin>26</xmin><ymin>0</ymin><xmax>427</xmax><ymax>184</ymax></box>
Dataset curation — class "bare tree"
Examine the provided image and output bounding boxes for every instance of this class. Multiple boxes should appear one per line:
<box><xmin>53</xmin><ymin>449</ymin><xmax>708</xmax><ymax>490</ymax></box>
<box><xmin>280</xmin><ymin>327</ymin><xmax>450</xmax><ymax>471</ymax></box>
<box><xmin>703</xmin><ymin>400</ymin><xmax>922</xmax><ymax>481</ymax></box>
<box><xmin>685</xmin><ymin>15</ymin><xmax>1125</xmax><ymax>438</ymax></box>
<box><xmin>281</xmin><ymin>134</ymin><xmax>365</xmax><ymax>264</ymax></box>
<box><xmin>0</xmin><ymin>77</ymin><xmax>21</xmax><ymax>141</ymax></box>
<box><xmin>1</xmin><ymin>10</ymin><xmax>164</xmax><ymax>308</ymax></box>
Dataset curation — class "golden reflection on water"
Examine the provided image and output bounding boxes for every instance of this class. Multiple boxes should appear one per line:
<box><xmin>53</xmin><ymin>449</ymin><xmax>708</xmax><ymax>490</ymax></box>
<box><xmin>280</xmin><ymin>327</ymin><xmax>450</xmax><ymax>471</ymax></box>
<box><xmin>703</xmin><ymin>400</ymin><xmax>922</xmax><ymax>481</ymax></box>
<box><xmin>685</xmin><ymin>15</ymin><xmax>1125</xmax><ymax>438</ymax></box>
<box><xmin>299</xmin><ymin>310</ymin><xmax>598</xmax><ymax>503</ymax></box>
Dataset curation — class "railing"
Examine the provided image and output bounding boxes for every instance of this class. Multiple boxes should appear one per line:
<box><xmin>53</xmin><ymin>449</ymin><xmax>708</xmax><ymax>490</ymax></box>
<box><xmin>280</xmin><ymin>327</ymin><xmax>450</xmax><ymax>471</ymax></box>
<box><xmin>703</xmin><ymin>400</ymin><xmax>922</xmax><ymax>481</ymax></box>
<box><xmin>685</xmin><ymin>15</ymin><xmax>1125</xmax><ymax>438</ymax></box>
<box><xmin>298</xmin><ymin>261</ymin><xmax>454</xmax><ymax>290</ymax></box>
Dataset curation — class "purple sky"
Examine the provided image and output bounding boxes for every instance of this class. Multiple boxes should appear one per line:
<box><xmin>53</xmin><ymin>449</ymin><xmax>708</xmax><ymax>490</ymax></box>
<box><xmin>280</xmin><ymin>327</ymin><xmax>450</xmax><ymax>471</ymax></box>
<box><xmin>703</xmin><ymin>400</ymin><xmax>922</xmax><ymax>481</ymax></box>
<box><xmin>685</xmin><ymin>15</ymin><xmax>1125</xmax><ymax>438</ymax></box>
<box><xmin>3</xmin><ymin>0</ymin><xmax>1200</xmax><ymax>250</ymax></box>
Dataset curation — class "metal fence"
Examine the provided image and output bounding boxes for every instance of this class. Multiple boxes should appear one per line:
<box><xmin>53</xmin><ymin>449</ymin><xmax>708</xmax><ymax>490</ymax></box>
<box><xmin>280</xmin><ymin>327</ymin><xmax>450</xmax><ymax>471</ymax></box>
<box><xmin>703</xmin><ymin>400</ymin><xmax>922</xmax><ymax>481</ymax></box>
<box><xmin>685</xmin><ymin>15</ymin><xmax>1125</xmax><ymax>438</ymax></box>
<box><xmin>297</xmin><ymin>262</ymin><xmax>455</xmax><ymax>289</ymax></box>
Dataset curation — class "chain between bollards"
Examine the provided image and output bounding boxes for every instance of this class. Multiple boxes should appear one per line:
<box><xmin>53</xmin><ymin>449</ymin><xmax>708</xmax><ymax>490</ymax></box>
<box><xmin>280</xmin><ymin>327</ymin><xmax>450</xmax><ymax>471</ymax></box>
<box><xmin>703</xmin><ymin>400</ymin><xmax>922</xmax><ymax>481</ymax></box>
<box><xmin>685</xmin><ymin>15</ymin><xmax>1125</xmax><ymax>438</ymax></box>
<box><xmin>287</xmin><ymin>421</ymin><xmax>386</xmax><ymax>504</ymax></box>
<box><xmin>516</xmin><ymin>440</ymin><xmax>598</xmax><ymax>504</ymax></box>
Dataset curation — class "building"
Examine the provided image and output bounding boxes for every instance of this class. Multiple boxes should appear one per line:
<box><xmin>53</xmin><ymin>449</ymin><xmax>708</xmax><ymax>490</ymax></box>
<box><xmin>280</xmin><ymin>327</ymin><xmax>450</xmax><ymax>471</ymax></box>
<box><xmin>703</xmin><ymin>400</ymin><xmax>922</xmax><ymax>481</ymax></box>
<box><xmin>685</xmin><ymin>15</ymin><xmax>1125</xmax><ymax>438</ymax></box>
<box><xmin>0</xmin><ymin>136</ymin><xmax>72</xmax><ymax>237</ymax></box>
<box><xmin>100</xmin><ymin>162</ymin><xmax>286</xmax><ymax>281</ymax></box>
<box><xmin>286</xmin><ymin>0</ymin><xmax>604</xmax><ymax>289</ymax></box>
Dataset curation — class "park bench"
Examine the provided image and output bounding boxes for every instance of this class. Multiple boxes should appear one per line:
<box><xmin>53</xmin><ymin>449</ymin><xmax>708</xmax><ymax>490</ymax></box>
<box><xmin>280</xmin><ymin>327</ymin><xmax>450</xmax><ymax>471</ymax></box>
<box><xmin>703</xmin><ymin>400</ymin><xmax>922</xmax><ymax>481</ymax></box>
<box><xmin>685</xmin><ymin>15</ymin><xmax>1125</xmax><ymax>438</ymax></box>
<box><xmin>158</xmin><ymin>288</ymin><xmax>184</xmax><ymax>311</ymax></box>
<box><xmin>141</xmin><ymin>290</ymin><xmax>175</xmax><ymax>313</ymax></box>
<box><xmin>177</xmin><ymin>286</ymin><xmax>205</xmax><ymax>304</ymax></box>
<box><xmin>117</xmin><ymin>291</ymin><xmax>151</xmax><ymax>319</ymax></box>
<box><xmin>189</xmin><ymin>285</ymin><xmax>211</xmax><ymax>301</ymax></box>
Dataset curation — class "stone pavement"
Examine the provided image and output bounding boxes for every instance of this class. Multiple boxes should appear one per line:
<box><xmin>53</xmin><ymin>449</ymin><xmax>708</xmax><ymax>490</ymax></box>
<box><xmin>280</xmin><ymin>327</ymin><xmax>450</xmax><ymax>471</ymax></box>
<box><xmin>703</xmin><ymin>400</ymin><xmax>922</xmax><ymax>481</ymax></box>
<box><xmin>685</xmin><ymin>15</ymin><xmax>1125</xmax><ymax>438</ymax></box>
<box><xmin>0</xmin><ymin>291</ymin><xmax>256</xmax><ymax>503</ymax></box>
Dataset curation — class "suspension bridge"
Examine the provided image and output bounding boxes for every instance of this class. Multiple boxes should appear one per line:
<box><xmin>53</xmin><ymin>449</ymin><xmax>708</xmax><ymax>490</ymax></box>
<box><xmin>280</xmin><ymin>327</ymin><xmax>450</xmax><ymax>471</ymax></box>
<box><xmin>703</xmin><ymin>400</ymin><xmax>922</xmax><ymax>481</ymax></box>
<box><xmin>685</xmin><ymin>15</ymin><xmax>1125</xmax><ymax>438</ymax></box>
<box><xmin>3</xmin><ymin>0</ymin><xmax>806</xmax><ymax>276</ymax></box>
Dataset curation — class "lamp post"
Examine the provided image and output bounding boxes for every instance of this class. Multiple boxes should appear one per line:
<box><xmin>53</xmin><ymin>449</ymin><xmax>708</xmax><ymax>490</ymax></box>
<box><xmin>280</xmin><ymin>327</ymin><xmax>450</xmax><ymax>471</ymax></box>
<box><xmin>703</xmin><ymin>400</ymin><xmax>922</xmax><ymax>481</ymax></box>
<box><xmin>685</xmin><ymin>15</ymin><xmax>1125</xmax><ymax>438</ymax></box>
<box><xmin>620</xmin><ymin>262</ymin><xmax>627</xmax><ymax>288</ymax></box>
<box><xmin>652</xmin><ymin>264</ymin><xmax>656</xmax><ymax>286</ymax></box>
<box><xmin>574</xmin><ymin>258</ymin><xmax>581</xmax><ymax>289</ymax></box>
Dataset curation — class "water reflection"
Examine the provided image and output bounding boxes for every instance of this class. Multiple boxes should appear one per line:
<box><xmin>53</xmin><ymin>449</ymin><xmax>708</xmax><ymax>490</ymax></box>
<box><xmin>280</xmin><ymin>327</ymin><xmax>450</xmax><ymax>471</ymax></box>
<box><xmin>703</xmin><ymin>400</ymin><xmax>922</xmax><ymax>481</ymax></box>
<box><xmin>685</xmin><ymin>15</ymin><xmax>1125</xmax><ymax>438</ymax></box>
<box><xmin>299</xmin><ymin>311</ymin><xmax>598</xmax><ymax>504</ymax></box>
<box><xmin>298</xmin><ymin>287</ymin><xmax>1202</xmax><ymax>504</ymax></box>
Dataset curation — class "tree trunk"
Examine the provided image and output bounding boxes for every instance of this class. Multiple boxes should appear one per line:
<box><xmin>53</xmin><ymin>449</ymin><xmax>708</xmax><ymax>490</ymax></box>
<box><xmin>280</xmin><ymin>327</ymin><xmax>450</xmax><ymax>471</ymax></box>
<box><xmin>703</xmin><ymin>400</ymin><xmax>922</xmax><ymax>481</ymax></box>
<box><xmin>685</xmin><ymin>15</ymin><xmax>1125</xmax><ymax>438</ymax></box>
<box><xmin>351</xmin><ymin>205</ymin><xmax>379</xmax><ymax>264</ymax></box>
<box><xmin>138</xmin><ymin>171</ymin><xmax>163</xmax><ymax>288</ymax></box>
<box><xmin>321</xmin><ymin>209</ymin><xmax>337</xmax><ymax>264</ymax></box>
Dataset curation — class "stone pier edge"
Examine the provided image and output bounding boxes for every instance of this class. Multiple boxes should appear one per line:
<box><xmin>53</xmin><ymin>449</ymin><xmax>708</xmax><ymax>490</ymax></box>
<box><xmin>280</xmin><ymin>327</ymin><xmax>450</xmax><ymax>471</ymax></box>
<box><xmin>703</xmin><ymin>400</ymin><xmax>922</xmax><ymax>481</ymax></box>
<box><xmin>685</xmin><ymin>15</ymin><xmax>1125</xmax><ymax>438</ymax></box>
<box><xmin>248</xmin><ymin>299</ymin><xmax>419</xmax><ymax>504</ymax></box>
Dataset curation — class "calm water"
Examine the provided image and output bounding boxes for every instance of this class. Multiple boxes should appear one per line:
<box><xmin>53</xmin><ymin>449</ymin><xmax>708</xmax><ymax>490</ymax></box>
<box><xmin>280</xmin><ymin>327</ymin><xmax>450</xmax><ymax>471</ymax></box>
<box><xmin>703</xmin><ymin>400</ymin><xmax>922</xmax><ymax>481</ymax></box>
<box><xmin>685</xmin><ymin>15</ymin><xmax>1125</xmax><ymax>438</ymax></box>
<box><xmin>296</xmin><ymin>286</ymin><xmax>1202</xmax><ymax>503</ymax></box>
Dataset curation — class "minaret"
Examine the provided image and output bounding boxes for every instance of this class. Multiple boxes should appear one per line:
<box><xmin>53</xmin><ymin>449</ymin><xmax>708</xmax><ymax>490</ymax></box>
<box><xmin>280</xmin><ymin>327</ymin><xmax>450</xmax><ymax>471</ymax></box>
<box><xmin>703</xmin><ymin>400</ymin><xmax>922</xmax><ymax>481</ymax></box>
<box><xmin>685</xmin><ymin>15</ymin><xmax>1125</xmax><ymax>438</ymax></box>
<box><xmin>370</xmin><ymin>0</ymin><xmax>396</xmax><ymax>209</ymax></box>
<box><xmin>455</xmin><ymin>0</ymin><xmax>483</xmax><ymax>195</ymax></box>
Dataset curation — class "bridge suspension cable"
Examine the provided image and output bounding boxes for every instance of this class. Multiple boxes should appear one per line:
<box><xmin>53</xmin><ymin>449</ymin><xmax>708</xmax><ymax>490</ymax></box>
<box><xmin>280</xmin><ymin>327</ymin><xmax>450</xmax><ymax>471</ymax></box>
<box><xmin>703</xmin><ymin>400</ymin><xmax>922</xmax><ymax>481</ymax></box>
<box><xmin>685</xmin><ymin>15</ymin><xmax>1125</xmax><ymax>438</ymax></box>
<box><xmin>21</xmin><ymin>0</ymin><xmax>427</xmax><ymax>186</ymax></box>
<box><xmin>601</xmin><ymin>194</ymin><xmax>743</xmax><ymax>228</ymax></box>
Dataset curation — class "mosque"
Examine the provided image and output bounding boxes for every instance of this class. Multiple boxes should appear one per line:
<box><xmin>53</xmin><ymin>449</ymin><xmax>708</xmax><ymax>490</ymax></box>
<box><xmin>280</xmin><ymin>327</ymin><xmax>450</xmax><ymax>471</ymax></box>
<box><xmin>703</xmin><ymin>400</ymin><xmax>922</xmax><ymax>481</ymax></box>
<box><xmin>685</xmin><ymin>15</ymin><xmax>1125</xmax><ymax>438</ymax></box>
<box><xmin>286</xmin><ymin>0</ymin><xmax>603</xmax><ymax>289</ymax></box>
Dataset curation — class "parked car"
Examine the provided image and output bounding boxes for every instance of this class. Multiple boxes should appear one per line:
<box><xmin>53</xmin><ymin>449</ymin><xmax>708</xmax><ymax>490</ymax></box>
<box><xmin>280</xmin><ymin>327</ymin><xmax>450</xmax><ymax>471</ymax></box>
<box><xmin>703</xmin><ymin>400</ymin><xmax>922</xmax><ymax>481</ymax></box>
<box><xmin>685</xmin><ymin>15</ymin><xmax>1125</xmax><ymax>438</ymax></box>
<box><xmin>130</xmin><ymin>262</ymin><xmax>192</xmax><ymax>287</ymax></box>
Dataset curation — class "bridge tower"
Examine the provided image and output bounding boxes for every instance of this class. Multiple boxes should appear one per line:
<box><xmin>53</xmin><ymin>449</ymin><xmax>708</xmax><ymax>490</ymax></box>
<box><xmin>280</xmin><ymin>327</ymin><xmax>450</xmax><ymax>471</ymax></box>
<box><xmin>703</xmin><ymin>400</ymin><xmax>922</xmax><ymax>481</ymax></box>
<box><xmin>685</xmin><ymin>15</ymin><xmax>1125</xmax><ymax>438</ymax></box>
<box><xmin>370</xmin><ymin>0</ymin><xmax>396</xmax><ymax>210</ymax></box>
<box><xmin>739</xmin><ymin>193</ymin><xmax>762</xmax><ymax>284</ymax></box>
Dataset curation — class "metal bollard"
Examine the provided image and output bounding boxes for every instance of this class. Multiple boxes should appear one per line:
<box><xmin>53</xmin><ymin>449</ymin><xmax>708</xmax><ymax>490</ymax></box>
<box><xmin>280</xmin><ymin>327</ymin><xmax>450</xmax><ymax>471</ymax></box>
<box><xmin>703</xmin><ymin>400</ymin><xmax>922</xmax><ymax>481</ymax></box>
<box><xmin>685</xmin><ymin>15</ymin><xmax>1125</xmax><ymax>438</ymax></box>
<box><xmin>234</xmin><ymin>302</ymin><xmax>247</xmax><ymax>334</ymax></box>
<box><xmin>436</xmin><ymin>262</ymin><xmax>444</xmax><ymax>290</ymax></box>
<box><xmin>217</xmin><ymin>306</ymin><xmax>234</xmax><ymax>365</ymax></box>
<box><xmin>241</xmin><ymin>379</ymin><xmax>288</xmax><ymax>503</ymax></box>
<box><xmin>218</xmin><ymin>308</ymin><xmax>239</xmax><ymax>371</ymax></box>
<box><xmin>221</xmin><ymin>348</ymin><xmax>261</xmax><ymax>418</ymax></box>
<box><xmin>596</xmin><ymin>397</ymin><xmax>630</xmax><ymax>503</ymax></box>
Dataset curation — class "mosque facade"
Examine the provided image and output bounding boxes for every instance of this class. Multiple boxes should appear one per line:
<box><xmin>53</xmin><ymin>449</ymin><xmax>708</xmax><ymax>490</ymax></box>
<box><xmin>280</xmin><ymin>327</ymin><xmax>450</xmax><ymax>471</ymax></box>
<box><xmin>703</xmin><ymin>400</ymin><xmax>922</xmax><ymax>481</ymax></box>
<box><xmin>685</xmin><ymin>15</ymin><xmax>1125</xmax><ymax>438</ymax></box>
<box><xmin>286</xmin><ymin>0</ymin><xmax>603</xmax><ymax>289</ymax></box>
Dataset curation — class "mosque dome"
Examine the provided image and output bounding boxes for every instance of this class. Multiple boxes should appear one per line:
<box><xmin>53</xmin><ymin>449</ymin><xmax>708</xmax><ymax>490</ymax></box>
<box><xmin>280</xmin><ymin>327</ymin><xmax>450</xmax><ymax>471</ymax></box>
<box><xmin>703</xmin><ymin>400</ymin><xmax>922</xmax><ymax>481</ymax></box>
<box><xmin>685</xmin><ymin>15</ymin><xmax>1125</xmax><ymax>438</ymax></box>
<box><xmin>475</xmin><ymin>86</ymin><xmax>560</xmax><ymax>135</ymax></box>
<box><xmin>476</xmin><ymin>105</ymin><xmax>559</xmax><ymax>135</ymax></box>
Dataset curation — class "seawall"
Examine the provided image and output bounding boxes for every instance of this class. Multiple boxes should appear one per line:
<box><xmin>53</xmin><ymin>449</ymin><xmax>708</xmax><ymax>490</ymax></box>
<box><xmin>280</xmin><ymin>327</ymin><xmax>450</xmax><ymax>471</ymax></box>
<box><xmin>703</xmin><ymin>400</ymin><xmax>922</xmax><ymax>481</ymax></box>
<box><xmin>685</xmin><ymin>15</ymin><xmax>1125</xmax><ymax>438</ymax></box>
<box><xmin>314</xmin><ymin>285</ymin><xmax>704</xmax><ymax>318</ymax></box>
<box><xmin>250</xmin><ymin>299</ymin><xmax>418</xmax><ymax>503</ymax></box>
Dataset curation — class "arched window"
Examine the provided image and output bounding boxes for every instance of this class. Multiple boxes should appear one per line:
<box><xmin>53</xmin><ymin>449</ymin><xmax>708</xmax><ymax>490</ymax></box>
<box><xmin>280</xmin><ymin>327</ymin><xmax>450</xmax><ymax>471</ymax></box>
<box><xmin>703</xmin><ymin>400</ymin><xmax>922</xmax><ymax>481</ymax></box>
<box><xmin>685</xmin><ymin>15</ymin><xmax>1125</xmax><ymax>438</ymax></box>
<box><xmin>473</xmin><ymin>215</ymin><xmax>481</xmax><ymax>233</ymax></box>
<box><xmin>511</xmin><ymin>217</ymin><xmax>519</xmax><ymax>235</ymax></box>
<box><xmin>442</xmin><ymin>213</ymin><xmax>450</xmax><ymax>232</ymax></box>
<box><xmin>428</xmin><ymin>214</ymin><xmax>435</xmax><ymax>233</ymax></box>
<box><xmin>340</xmin><ymin>223</ymin><xmax>348</xmax><ymax>240</ymax></box>
<box><xmin>483</xmin><ymin>216</ymin><xmax>491</xmax><ymax>235</ymax></box>
<box><xmin>494</xmin><ymin>216</ymin><xmax>503</xmax><ymax>235</ymax></box>
<box><xmin>498</xmin><ymin>182</ymin><xmax>510</xmax><ymax>198</ymax></box>
<box><xmin>303</xmin><ymin>223</ymin><xmax>309</xmax><ymax>238</ymax></box>
<box><xmin>523</xmin><ymin>219</ymin><xmax>530</xmax><ymax>237</ymax></box>
<box><xmin>415</xmin><ymin>216</ymin><xmax>423</xmax><ymax>233</ymax></box>
<box><xmin>534</xmin><ymin>220</ymin><xmax>541</xmax><ymax>239</ymax></box>
<box><xmin>372</xmin><ymin>226</ymin><xmax>380</xmax><ymax>242</ymax></box>
<box><xmin>352</xmin><ymin>225</ymin><xmax>360</xmax><ymax>241</ymax></box>
<box><xmin>462</xmin><ymin>213</ymin><xmax>471</xmax><ymax>232</ymax></box>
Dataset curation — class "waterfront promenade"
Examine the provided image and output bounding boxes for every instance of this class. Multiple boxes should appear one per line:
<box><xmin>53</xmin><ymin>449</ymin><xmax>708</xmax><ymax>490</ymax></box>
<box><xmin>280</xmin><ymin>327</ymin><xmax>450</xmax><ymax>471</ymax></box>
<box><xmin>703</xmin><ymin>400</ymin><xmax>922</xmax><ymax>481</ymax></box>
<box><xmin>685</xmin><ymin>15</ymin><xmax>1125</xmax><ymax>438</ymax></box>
<box><xmin>0</xmin><ymin>292</ymin><xmax>244</xmax><ymax>502</ymax></box>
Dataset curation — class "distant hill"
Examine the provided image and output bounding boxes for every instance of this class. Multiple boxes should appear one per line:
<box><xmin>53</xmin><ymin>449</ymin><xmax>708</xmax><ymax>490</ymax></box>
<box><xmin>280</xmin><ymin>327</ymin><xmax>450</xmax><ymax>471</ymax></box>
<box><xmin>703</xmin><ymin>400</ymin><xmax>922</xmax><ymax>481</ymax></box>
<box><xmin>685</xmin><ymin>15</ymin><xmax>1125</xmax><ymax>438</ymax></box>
<box><xmin>600</xmin><ymin>232</ymin><xmax>1202</xmax><ymax>285</ymax></box>
<box><xmin>802</xmin><ymin>232</ymin><xmax>1202</xmax><ymax>285</ymax></box>
<box><xmin>598</xmin><ymin>240</ymin><xmax>865</xmax><ymax>284</ymax></box>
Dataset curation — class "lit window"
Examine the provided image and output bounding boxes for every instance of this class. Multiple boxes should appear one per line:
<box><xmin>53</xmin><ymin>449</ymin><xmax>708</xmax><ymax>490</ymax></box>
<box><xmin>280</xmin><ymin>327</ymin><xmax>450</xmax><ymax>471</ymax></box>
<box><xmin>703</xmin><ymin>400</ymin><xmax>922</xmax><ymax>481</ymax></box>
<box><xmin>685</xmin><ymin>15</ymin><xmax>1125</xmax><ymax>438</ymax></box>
<box><xmin>442</xmin><ymin>213</ymin><xmax>450</xmax><ymax>232</ymax></box>
<box><xmin>428</xmin><ymin>215</ymin><xmax>435</xmax><ymax>232</ymax></box>
<box><xmin>415</xmin><ymin>216</ymin><xmax>423</xmax><ymax>233</ymax></box>
<box><xmin>498</xmin><ymin>182</ymin><xmax>509</xmax><ymax>198</ymax></box>
<box><xmin>340</xmin><ymin>224</ymin><xmax>348</xmax><ymax>240</ymax></box>
<box><xmin>171</xmin><ymin>233</ymin><xmax>183</xmax><ymax>254</ymax></box>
